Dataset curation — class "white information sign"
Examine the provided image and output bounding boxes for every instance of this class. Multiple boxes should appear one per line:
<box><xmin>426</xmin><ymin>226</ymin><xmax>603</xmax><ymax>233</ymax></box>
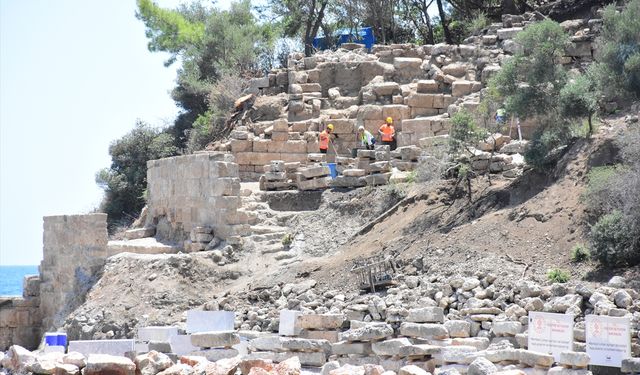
<box><xmin>585</xmin><ymin>315</ymin><xmax>631</xmax><ymax>367</ymax></box>
<box><xmin>528</xmin><ymin>312</ymin><xmax>574</xmax><ymax>361</ymax></box>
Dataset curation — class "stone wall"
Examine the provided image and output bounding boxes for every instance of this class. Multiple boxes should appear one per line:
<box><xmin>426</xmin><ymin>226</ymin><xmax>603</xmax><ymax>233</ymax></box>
<box><xmin>0</xmin><ymin>276</ymin><xmax>42</xmax><ymax>350</ymax></box>
<box><xmin>145</xmin><ymin>152</ymin><xmax>248</xmax><ymax>241</ymax></box>
<box><xmin>39</xmin><ymin>213</ymin><xmax>108</xmax><ymax>331</ymax></box>
<box><xmin>226</xmin><ymin>12</ymin><xmax>598</xmax><ymax>180</ymax></box>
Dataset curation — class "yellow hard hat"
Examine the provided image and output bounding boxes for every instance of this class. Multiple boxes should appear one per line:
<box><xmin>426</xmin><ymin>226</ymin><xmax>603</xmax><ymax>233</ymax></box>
<box><xmin>327</xmin><ymin>124</ymin><xmax>334</xmax><ymax>131</ymax></box>
<box><xmin>386</xmin><ymin>117</ymin><xmax>393</xmax><ymax>124</ymax></box>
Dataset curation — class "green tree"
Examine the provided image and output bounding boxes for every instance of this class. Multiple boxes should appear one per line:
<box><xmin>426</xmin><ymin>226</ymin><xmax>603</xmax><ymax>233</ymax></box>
<box><xmin>592</xmin><ymin>0</ymin><xmax>640</xmax><ymax>101</ymax></box>
<box><xmin>488</xmin><ymin>20</ymin><xmax>577</xmax><ymax>169</ymax></box>
<box><xmin>137</xmin><ymin>0</ymin><xmax>276</xmax><ymax>148</ymax></box>
<box><xmin>96</xmin><ymin>121</ymin><xmax>178</xmax><ymax>228</ymax></box>
<box><xmin>559</xmin><ymin>74</ymin><xmax>599</xmax><ymax>135</ymax></box>
<box><xmin>270</xmin><ymin>0</ymin><xmax>330</xmax><ymax>56</ymax></box>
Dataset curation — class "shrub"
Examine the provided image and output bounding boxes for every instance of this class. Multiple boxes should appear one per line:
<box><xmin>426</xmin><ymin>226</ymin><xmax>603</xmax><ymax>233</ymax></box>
<box><xmin>559</xmin><ymin>74</ymin><xmax>599</xmax><ymax>135</ymax></box>
<box><xmin>571</xmin><ymin>244</ymin><xmax>590</xmax><ymax>262</ymax></box>
<box><xmin>96</xmin><ymin>121</ymin><xmax>178</xmax><ymax>229</ymax></box>
<box><xmin>593</xmin><ymin>0</ymin><xmax>640</xmax><ymax>100</ymax></box>
<box><xmin>467</xmin><ymin>12</ymin><xmax>490</xmax><ymax>34</ymax></box>
<box><xmin>449</xmin><ymin>110</ymin><xmax>481</xmax><ymax>154</ymax></box>
<box><xmin>590</xmin><ymin>210</ymin><xmax>639</xmax><ymax>267</ymax></box>
<box><xmin>281</xmin><ymin>233</ymin><xmax>293</xmax><ymax>246</ymax></box>
<box><xmin>547</xmin><ymin>268</ymin><xmax>570</xmax><ymax>283</ymax></box>
<box><xmin>581</xmin><ymin>166</ymin><xmax>623</xmax><ymax>219</ymax></box>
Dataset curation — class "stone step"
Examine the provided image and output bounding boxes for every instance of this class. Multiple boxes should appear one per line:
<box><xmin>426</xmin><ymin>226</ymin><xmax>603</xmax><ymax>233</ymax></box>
<box><xmin>245</xmin><ymin>232</ymin><xmax>288</xmax><ymax>243</ymax></box>
<box><xmin>260</xmin><ymin>243</ymin><xmax>287</xmax><ymax>254</ymax></box>
<box><xmin>273</xmin><ymin>251</ymin><xmax>296</xmax><ymax>260</ymax></box>
<box><xmin>250</xmin><ymin>225</ymin><xmax>289</xmax><ymax>234</ymax></box>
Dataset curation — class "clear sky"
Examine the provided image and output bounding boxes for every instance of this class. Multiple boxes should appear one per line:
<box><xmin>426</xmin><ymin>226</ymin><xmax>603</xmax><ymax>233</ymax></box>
<box><xmin>0</xmin><ymin>0</ymin><xmax>202</xmax><ymax>265</ymax></box>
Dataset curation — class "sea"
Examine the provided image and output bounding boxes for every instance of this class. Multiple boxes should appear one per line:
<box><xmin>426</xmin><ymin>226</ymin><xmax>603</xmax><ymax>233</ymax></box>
<box><xmin>0</xmin><ymin>265</ymin><xmax>39</xmax><ymax>296</ymax></box>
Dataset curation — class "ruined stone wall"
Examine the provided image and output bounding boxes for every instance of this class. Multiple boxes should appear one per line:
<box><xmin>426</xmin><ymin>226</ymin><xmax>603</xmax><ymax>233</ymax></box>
<box><xmin>0</xmin><ymin>276</ymin><xmax>42</xmax><ymax>350</ymax></box>
<box><xmin>145</xmin><ymin>152</ymin><xmax>248</xmax><ymax>240</ymax></box>
<box><xmin>39</xmin><ymin>213</ymin><xmax>108</xmax><ymax>331</ymax></box>
<box><xmin>229</xmin><ymin>12</ymin><xmax>597</xmax><ymax>180</ymax></box>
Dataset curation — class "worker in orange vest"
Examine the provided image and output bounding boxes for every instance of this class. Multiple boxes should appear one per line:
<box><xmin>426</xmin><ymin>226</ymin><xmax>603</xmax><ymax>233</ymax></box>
<box><xmin>319</xmin><ymin>124</ymin><xmax>335</xmax><ymax>154</ymax></box>
<box><xmin>379</xmin><ymin>117</ymin><xmax>396</xmax><ymax>150</ymax></box>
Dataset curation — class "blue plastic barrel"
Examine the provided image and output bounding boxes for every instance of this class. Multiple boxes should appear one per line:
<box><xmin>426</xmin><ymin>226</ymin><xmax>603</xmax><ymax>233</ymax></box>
<box><xmin>327</xmin><ymin>163</ymin><xmax>338</xmax><ymax>179</ymax></box>
<box><xmin>44</xmin><ymin>332</ymin><xmax>57</xmax><ymax>346</ymax></box>
<box><xmin>57</xmin><ymin>333</ymin><xmax>67</xmax><ymax>346</ymax></box>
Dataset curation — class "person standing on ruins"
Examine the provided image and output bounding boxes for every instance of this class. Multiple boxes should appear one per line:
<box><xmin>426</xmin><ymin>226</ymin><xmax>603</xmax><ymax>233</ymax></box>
<box><xmin>357</xmin><ymin>126</ymin><xmax>376</xmax><ymax>150</ymax></box>
<box><xmin>319</xmin><ymin>124</ymin><xmax>335</xmax><ymax>154</ymax></box>
<box><xmin>379</xmin><ymin>117</ymin><xmax>397</xmax><ymax>150</ymax></box>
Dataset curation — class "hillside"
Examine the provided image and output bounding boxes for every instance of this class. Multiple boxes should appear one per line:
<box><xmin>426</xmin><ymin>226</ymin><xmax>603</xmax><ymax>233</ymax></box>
<box><xmin>62</xmin><ymin>112</ymin><xmax>639</xmax><ymax>341</ymax></box>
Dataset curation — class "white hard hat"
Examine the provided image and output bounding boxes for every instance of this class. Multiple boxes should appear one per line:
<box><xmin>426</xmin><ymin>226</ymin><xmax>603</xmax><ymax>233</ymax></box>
<box><xmin>358</xmin><ymin>126</ymin><xmax>365</xmax><ymax>131</ymax></box>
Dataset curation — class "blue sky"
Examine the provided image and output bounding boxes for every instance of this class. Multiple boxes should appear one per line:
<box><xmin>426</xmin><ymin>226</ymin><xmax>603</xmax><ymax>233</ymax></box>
<box><xmin>0</xmin><ymin>0</ymin><xmax>200</xmax><ymax>265</ymax></box>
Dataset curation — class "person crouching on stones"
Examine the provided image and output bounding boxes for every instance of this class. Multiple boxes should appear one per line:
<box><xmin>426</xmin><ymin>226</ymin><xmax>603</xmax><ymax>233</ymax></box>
<box><xmin>319</xmin><ymin>123</ymin><xmax>335</xmax><ymax>154</ymax></box>
<box><xmin>379</xmin><ymin>117</ymin><xmax>397</xmax><ymax>150</ymax></box>
<box><xmin>357</xmin><ymin>126</ymin><xmax>376</xmax><ymax>150</ymax></box>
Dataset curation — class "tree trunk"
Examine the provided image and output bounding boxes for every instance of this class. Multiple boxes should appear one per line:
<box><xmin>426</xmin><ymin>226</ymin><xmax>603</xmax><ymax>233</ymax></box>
<box><xmin>588</xmin><ymin>114</ymin><xmax>593</xmax><ymax>136</ymax></box>
<box><xmin>436</xmin><ymin>0</ymin><xmax>452</xmax><ymax>44</ymax></box>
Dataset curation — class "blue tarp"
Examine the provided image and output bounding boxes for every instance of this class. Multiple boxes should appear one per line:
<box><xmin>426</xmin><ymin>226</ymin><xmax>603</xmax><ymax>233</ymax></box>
<box><xmin>313</xmin><ymin>27</ymin><xmax>375</xmax><ymax>51</ymax></box>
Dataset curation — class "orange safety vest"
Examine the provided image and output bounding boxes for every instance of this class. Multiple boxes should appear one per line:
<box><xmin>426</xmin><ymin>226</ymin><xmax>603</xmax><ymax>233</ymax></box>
<box><xmin>319</xmin><ymin>130</ymin><xmax>330</xmax><ymax>150</ymax></box>
<box><xmin>380</xmin><ymin>124</ymin><xmax>395</xmax><ymax>142</ymax></box>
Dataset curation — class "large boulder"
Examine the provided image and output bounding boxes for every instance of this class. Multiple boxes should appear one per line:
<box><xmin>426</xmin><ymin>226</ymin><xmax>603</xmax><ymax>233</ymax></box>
<box><xmin>135</xmin><ymin>351</ymin><xmax>174</xmax><ymax>375</ymax></box>
<box><xmin>1</xmin><ymin>345</ymin><xmax>36</xmax><ymax>372</ymax></box>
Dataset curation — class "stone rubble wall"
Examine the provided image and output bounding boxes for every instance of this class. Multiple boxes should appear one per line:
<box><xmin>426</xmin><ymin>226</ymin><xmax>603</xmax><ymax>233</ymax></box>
<box><xmin>145</xmin><ymin>152</ymin><xmax>249</xmax><ymax>241</ymax></box>
<box><xmin>229</xmin><ymin>12</ymin><xmax>598</xmax><ymax>181</ymax></box>
<box><xmin>0</xmin><ymin>276</ymin><xmax>41</xmax><ymax>350</ymax></box>
<box><xmin>39</xmin><ymin>214</ymin><xmax>109</xmax><ymax>333</ymax></box>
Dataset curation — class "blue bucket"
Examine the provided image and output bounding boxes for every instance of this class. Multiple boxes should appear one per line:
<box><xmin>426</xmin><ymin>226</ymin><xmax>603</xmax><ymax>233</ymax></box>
<box><xmin>44</xmin><ymin>332</ymin><xmax>58</xmax><ymax>346</ymax></box>
<box><xmin>57</xmin><ymin>333</ymin><xmax>67</xmax><ymax>346</ymax></box>
<box><xmin>327</xmin><ymin>163</ymin><xmax>338</xmax><ymax>179</ymax></box>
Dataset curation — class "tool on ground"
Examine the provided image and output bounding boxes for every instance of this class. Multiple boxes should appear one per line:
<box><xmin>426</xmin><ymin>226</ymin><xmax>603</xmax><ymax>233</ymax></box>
<box><xmin>350</xmin><ymin>254</ymin><xmax>398</xmax><ymax>292</ymax></box>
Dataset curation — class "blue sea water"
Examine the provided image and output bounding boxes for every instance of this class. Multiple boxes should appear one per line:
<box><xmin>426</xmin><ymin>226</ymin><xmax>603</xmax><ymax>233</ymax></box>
<box><xmin>0</xmin><ymin>265</ymin><xmax>39</xmax><ymax>296</ymax></box>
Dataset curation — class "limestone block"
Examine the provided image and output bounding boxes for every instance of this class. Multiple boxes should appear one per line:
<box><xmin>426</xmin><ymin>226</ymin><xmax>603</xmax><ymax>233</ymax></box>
<box><xmin>124</xmin><ymin>227</ymin><xmax>156</xmax><ymax>240</ymax></box>
<box><xmin>517</xmin><ymin>350</ymin><xmax>554</xmax><ymax>368</ymax></box>
<box><xmin>332</xmin><ymin>176</ymin><xmax>367</xmax><ymax>188</ymax></box>
<box><xmin>558</xmin><ymin>352</ymin><xmax>590</xmax><ymax>368</ymax></box>
<box><xmin>452</xmin><ymin>81</ymin><xmax>473</xmax><ymax>97</ymax></box>
<box><xmin>451</xmin><ymin>338</ymin><xmax>489</xmax><ymax>351</ymax></box>
<box><xmin>369</xmin><ymin>161</ymin><xmax>391</xmax><ymax>173</ymax></box>
<box><xmin>373</xmin><ymin>82</ymin><xmax>401</xmax><ymax>96</ymax></box>
<box><xmin>339</xmin><ymin>324</ymin><xmax>394</xmax><ymax>342</ymax></box>
<box><xmin>298</xmin><ymin>177</ymin><xmax>331</xmax><ymax>191</ymax></box>
<box><xmin>308</xmin><ymin>153</ymin><xmax>326</xmax><ymax>163</ymax></box>
<box><xmin>297</xmin><ymin>314</ymin><xmax>345</xmax><ymax>330</ymax></box>
<box><xmin>343</xmin><ymin>169</ymin><xmax>366</xmax><ymax>177</ymax></box>
<box><xmin>54</xmin><ymin>363</ymin><xmax>80</xmax><ymax>375</ymax></box>
<box><xmin>279</xmin><ymin>310</ymin><xmax>301</xmax><ymax>337</ymax></box>
<box><xmin>276</xmin><ymin>72</ymin><xmax>288</xmax><ymax>86</ymax></box>
<box><xmin>300</xmin><ymin>83</ymin><xmax>322</xmax><ymax>93</ymax></box>
<box><xmin>397</xmin><ymin>344</ymin><xmax>441</xmax><ymax>357</ymax></box>
<box><xmin>440</xmin><ymin>345</ymin><xmax>478</xmax><ymax>364</ymax></box>
<box><xmin>402</xmin><ymin>118</ymin><xmax>432</xmax><ymax>134</ymax></box>
<box><xmin>393</xmin><ymin>58</ymin><xmax>423</xmax><ymax>70</ymax></box>
<box><xmin>300</xmin><ymin>166</ymin><xmax>331</xmax><ymax>179</ymax></box>
<box><xmin>299</xmin><ymin>330</ymin><xmax>340</xmax><ymax>343</ymax></box>
<box><xmin>68</xmin><ymin>340</ymin><xmax>135</xmax><ymax>357</ymax></box>
<box><xmin>364</xmin><ymin>173</ymin><xmax>391</xmax><ymax>186</ymax></box>
<box><xmin>398</xmin><ymin>365</ymin><xmax>430</xmax><ymax>375</ymax></box>
<box><xmin>492</xmin><ymin>321</ymin><xmax>522</xmax><ymax>336</ymax></box>
<box><xmin>483</xmin><ymin>35</ymin><xmax>498</xmax><ymax>45</ymax></box>
<box><xmin>372</xmin><ymin>338</ymin><xmax>412</xmax><ymax>356</ymax></box>
<box><xmin>190</xmin><ymin>331</ymin><xmax>240</xmax><ymax>348</ymax></box>
<box><xmin>253</xmin><ymin>140</ymin><xmax>269</xmax><ymax>153</ymax></box>
<box><xmin>231</xmin><ymin>139</ymin><xmax>252</xmax><ymax>152</ymax></box>
<box><xmin>325</xmin><ymin>119</ymin><xmax>356</xmax><ymax>134</ymax></box>
<box><xmin>407</xmin><ymin>93</ymin><xmax>434</xmax><ymax>108</ymax></box>
<box><xmin>84</xmin><ymin>355</ymin><xmax>136</xmax><ymax>375</ymax></box>
<box><xmin>358</xmin><ymin>105</ymin><xmax>383</xmax><ymax>120</ymax></box>
<box><xmin>246</xmin><ymin>351</ymin><xmax>325</xmax><ymax>367</ymax></box>
<box><xmin>497</xmin><ymin>28</ymin><xmax>523</xmax><ymax>40</ymax></box>
<box><xmin>272</xmin><ymin>132</ymin><xmax>289</xmax><ymax>142</ymax></box>
<box><xmin>231</xmin><ymin>130</ymin><xmax>249</xmax><ymax>140</ymax></box>
<box><xmin>406</xmin><ymin>307</ymin><xmax>444</xmax><ymax>323</ymax></box>
<box><xmin>444</xmin><ymin>321</ymin><xmax>471</xmax><ymax>338</ymax></box>
<box><xmin>382</xmin><ymin>105</ymin><xmax>411</xmax><ymax>122</ymax></box>
<box><xmin>281</xmin><ymin>338</ymin><xmax>332</xmax><ymax>353</ymax></box>
<box><xmin>189</xmin><ymin>348</ymin><xmax>239</xmax><ymax>362</ymax></box>
<box><xmin>331</xmin><ymin>341</ymin><xmax>373</xmax><ymax>356</ymax></box>
<box><xmin>186</xmin><ymin>310</ymin><xmax>234</xmax><ymax>333</ymax></box>
<box><xmin>399</xmin><ymin>322</ymin><xmax>449</xmax><ymax>340</ymax></box>
<box><xmin>443</xmin><ymin>63</ymin><xmax>469</xmax><ymax>77</ymax></box>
